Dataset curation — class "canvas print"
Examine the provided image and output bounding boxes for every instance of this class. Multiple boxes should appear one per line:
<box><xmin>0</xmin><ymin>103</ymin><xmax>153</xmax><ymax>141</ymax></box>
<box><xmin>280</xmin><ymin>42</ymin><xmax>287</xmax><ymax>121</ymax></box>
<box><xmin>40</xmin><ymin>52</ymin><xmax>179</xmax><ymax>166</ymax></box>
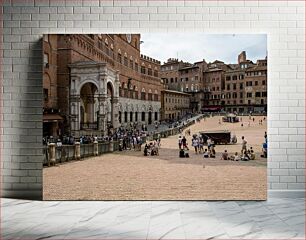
<box><xmin>43</xmin><ymin>34</ymin><xmax>267</xmax><ymax>200</ymax></box>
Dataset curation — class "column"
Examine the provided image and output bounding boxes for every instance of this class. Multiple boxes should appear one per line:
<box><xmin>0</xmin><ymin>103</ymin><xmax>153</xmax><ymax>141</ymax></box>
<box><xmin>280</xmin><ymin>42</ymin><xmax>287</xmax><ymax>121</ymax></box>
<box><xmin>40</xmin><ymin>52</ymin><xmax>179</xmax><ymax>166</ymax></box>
<box><xmin>111</xmin><ymin>97</ymin><xmax>119</xmax><ymax>129</ymax></box>
<box><xmin>70</xmin><ymin>95</ymin><xmax>80</xmax><ymax>132</ymax></box>
<box><xmin>98</xmin><ymin>95</ymin><xmax>107</xmax><ymax>135</ymax></box>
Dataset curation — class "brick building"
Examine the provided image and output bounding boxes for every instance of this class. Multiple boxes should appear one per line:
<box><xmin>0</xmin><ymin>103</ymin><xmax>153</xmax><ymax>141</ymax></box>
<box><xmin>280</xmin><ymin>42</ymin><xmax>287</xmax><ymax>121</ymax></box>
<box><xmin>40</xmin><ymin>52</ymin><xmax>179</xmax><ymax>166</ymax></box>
<box><xmin>160</xmin><ymin>58</ymin><xmax>191</xmax><ymax>91</ymax></box>
<box><xmin>161</xmin><ymin>90</ymin><xmax>190</xmax><ymax>121</ymax></box>
<box><xmin>43</xmin><ymin>34</ymin><xmax>162</xmax><ymax>137</ymax></box>
<box><xmin>223</xmin><ymin>52</ymin><xmax>267</xmax><ymax>113</ymax></box>
<box><xmin>43</xmin><ymin>35</ymin><xmax>63</xmax><ymax>137</ymax></box>
<box><xmin>162</xmin><ymin>52</ymin><xmax>267</xmax><ymax>114</ymax></box>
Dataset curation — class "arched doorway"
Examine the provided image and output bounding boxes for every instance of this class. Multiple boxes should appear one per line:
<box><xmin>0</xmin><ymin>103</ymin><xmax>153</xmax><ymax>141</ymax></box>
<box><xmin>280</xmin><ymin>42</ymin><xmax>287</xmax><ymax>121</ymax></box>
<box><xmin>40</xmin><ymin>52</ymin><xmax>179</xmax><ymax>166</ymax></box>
<box><xmin>80</xmin><ymin>82</ymin><xmax>98</xmax><ymax>130</ymax></box>
<box><xmin>148</xmin><ymin>111</ymin><xmax>152</xmax><ymax>125</ymax></box>
<box><xmin>69</xmin><ymin>61</ymin><xmax>120</xmax><ymax>136</ymax></box>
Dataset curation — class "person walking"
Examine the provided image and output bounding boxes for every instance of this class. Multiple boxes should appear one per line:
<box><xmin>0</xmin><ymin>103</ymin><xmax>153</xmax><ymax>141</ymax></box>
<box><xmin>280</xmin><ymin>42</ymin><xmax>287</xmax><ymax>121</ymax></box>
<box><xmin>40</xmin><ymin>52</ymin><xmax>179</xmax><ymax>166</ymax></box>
<box><xmin>241</xmin><ymin>136</ymin><xmax>247</xmax><ymax>154</ymax></box>
<box><xmin>192</xmin><ymin>137</ymin><xmax>199</xmax><ymax>154</ymax></box>
<box><xmin>178</xmin><ymin>135</ymin><xmax>182</xmax><ymax>149</ymax></box>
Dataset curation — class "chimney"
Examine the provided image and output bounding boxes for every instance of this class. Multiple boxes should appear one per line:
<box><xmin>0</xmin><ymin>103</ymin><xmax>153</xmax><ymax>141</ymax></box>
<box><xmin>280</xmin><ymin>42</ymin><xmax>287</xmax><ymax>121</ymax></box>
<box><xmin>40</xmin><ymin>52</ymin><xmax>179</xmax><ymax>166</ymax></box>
<box><xmin>238</xmin><ymin>51</ymin><xmax>246</xmax><ymax>64</ymax></box>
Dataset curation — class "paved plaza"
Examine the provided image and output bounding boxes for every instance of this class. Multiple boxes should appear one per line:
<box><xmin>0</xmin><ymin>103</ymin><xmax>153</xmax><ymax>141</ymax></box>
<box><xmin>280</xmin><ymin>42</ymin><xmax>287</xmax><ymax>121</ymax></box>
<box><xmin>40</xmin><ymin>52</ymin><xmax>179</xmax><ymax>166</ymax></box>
<box><xmin>43</xmin><ymin>116</ymin><xmax>267</xmax><ymax>200</ymax></box>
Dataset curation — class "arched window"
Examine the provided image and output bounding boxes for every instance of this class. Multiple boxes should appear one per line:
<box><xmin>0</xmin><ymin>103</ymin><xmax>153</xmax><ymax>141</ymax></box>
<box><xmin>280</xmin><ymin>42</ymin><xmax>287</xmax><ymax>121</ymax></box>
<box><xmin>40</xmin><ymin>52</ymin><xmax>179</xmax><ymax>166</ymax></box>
<box><xmin>148</xmin><ymin>64</ymin><xmax>152</xmax><ymax>76</ymax></box>
<box><xmin>141</xmin><ymin>62</ymin><xmax>146</xmax><ymax>74</ymax></box>
<box><xmin>124</xmin><ymin>53</ymin><xmax>128</xmax><ymax>66</ymax></box>
<box><xmin>129</xmin><ymin>56</ymin><xmax>133</xmax><ymax>69</ymax></box>
<box><xmin>117</xmin><ymin>49</ymin><xmax>122</xmax><ymax>63</ymax></box>
<box><xmin>141</xmin><ymin>88</ymin><xmax>146</xmax><ymax>100</ymax></box>
<box><xmin>134</xmin><ymin>59</ymin><xmax>138</xmax><ymax>72</ymax></box>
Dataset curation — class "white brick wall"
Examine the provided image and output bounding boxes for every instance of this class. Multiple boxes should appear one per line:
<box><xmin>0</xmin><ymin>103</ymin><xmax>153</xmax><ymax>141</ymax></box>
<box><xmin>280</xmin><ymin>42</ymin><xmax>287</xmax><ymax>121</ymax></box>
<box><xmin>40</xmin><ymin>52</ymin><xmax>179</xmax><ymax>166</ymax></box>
<box><xmin>1</xmin><ymin>0</ymin><xmax>305</xmax><ymax>199</ymax></box>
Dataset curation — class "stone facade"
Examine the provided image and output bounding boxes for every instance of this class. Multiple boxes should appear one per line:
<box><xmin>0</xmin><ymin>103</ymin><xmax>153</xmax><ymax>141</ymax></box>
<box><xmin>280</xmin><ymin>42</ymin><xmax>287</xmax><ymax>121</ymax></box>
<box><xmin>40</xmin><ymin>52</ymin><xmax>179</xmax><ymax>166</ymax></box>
<box><xmin>161</xmin><ymin>90</ymin><xmax>190</xmax><ymax>121</ymax></box>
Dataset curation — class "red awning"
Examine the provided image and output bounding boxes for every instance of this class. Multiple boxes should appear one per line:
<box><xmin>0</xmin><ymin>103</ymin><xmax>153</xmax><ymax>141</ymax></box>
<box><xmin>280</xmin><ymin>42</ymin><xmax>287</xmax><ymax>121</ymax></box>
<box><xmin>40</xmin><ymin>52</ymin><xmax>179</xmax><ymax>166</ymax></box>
<box><xmin>43</xmin><ymin>114</ymin><xmax>63</xmax><ymax>122</ymax></box>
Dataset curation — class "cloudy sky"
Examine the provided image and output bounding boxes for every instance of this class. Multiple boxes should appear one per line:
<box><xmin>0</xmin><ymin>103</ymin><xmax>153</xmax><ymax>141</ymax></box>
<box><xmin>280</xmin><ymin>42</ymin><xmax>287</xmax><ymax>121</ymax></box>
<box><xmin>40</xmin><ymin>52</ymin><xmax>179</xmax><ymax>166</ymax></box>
<box><xmin>140</xmin><ymin>33</ymin><xmax>267</xmax><ymax>64</ymax></box>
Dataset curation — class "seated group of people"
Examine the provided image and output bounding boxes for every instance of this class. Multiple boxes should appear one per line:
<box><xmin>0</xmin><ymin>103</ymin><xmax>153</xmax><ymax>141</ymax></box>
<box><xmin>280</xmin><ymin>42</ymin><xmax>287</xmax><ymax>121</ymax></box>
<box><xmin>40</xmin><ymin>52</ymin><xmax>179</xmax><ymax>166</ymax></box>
<box><xmin>203</xmin><ymin>146</ymin><xmax>216</xmax><ymax>158</ymax></box>
<box><xmin>220</xmin><ymin>148</ymin><xmax>256</xmax><ymax>161</ymax></box>
<box><xmin>143</xmin><ymin>141</ymin><xmax>159</xmax><ymax>156</ymax></box>
<box><xmin>179</xmin><ymin>146</ymin><xmax>190</xmax><ymax>158</ymax></box>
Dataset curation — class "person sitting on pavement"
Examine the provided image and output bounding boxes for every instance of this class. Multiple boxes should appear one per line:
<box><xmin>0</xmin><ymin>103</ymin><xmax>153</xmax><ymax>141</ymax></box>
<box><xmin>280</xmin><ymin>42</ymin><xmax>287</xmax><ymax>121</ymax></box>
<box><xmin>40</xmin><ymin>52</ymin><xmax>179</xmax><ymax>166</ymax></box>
<box><xmin>241</xmin><ymin>150</ymin><xmax>250</xmax><ymax>161</ymax></box>
<box><xmin>203</xmin><ymin>149</ymin><xmax>209</xmax><ymax>158</ymax></box>
<box><xmin>221</xmin><ymin>150</ymin><xmax>229</xmax><ymax>160</ymax></box>
<box><xmin>210</xmin><ymin>145</ymin><xmax>216</xmax><ymax>158</ymax></box>
<box><xmin>184</xmin><ymin>145</ymin><xmax>189</xmax><ymax>158</ymax></box>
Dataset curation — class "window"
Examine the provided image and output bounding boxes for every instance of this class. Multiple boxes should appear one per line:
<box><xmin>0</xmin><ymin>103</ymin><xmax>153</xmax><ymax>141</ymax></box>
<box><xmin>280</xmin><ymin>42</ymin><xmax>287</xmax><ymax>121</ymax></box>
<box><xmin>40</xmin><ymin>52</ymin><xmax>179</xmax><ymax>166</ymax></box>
<box><xmin>154</xmin><ymin>94</ymin><xmax>158</xmax><ymax>101</ymax></box>
<box><xmin>239</xmin><ymin>74</ymin><xmax>244</xmax><ymax>80</ymax></box>
<box><xmin>44</xmin><ymin>53</ymin><xmax>49</xmax><ymax>68</ymax></box>
<box><xmin>233</xmin><ymin>93</ymin><xmax>237</xmax><ymax>98</ymax></box>
<box><xmin>247</xmin><ymin>93</ymin><xmax>252</xmax><ymax>98</ymax></box>
<box><xmin>117</xmin><ymin>53</ymin><xmax>122</xmax><ymax>63</ymax></box>
<box><xmin>130</xmin><ymin>59</ymin><xmax>133</xmax><ymax>69</ymax></box>
<box><xmin>141</xmin><ymin>92</ymin><xmax>146</xmax><ymax>100</ymax></box>
<box><xmin>141</xmin><ymin>66</ymin><xmax>146</xmax><ymax>74</ymax></box>
<box><xmin>154</xmin><ymin>70</ymin><xmax>158</xmax><ymax>77</ymax></box>
<box><xmin>124</xmin><ymin>112</ymin><xmax>128</xmax><ymax>122</ymax></box>
<box><xmin>175</xmin><ymin>77</ymin><xmax>177</xmax><ymax>82</ymax></box>
<box><xmin>233</xmin><ymin>83</ymin><xmax>236</xmax><ymax>90</ymax></box>
<box><xmin>261</xmin><ymin>99</ymin><xmax>264</xmax><ymax>104</ymax></box>
<box><xmin>148</xmin><ymin>93</ymin><xmax>152</xmax><ymax>101</ymax></box>
<box><xmin>124</xmin><ymin>56</ymin><xmax>128</xmax><ymax>66</ymax></box>
<box><xmin>141</xmin><ymin>112</ymin><xmax>145</xmax><ymax>121</ymax></box>
<box><xmin>240</xmin><ymin>83</ymin><xmax>243</xmax><ymax>89</ymax></box>
<box><xmin>135</xmin><ymin>91</ymin><xmax>139</xmax><ymax>99</ymax></box>
<box><xmin>155</xmin><ymin>112</ymin><xmax>158</xmax><ymax>121</ymax></box>
<box><xmin>262</xmin><ymin>92</ymin><xmax>267</xmax><ymax>97</ymax></box>
<box><xmin>135</xmin><ymin>63</ymin><xmax>138</xmax><ymax>72</ymax></box>
<box><xmin>170</xmin><ymin>78</ymin><xmax>174</xmax><ymax>83</ymax></box>
<box><xmin>148</xmin><ymin>68</ymin><xmax>152</xmax><ymax>76</ymax></box>
<box><xmin>185</xmin><ymin>77</ymin><xmax>188</xmax><ymax>82</ymax></box>
<box><xmin>255</xmin><ymin>81</ymin><xmax>258</xmax><ymax>86</ymax></box>
<box><xmin>227</xmin><ymin>84</ymin><xmax>230</xmax><ymax>90</ymax></box>
<box><xmin>255</xmin><ymin>92</ymin><xmax>261</xmax><ymax>97</ymax></box>
<box><xmin>226</xmin><ymin>76</ymin><xmax>231</xmax><ymax>81</ymax></box>
<box><xmin>43</xmin><ymin>88</ymin><xmax>48</xmax><ymax>101</ymax></box>
<box><xmin>232</xmin><ymin>75</ymin><xmax>237</xmax><ymax>80</ymax></box>
<box><xmin>135</xmin><ymin>112</ymin><xmax>138</xmax><ymax>121</ymax></box>
<box><xmin>240</xmin><ymin>92</ymin><xmax>243</xmax><ymax>98</ymax></box>
<box><xmin>262</xmin><ymin>80</ymin><xmax>266</xmax><ymax>85</ymax></box>
<box><xmin>119</xmin><ymin>112</ymin><xmax>122</xmax><ymax>123</ymax></box>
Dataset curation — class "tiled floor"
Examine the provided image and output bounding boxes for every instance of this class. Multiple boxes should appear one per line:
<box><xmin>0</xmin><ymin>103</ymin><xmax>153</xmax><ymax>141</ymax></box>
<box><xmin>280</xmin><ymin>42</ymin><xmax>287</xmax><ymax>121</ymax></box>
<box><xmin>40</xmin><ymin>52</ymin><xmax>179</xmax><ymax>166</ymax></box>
<box><xmin>2</xmin><ymin>198</ymin><xmax>304</xmax><ymax>239</ymax></box>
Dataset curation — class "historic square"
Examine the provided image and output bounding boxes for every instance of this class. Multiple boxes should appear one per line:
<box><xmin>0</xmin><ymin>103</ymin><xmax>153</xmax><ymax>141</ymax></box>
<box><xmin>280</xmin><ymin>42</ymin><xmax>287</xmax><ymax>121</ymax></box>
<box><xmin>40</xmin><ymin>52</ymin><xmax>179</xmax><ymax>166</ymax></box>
<box><xmin>43</xmin><ymin>33</ymin><xmax>267</xmax><ymax>200</ymax></box>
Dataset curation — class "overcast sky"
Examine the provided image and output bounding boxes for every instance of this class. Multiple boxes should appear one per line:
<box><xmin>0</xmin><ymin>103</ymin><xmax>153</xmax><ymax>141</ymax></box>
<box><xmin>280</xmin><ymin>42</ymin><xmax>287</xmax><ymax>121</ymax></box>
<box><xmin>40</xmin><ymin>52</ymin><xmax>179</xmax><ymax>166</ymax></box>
<box><xmin>140</xmin><ymin>33</ymin><xmax>267</xmax><ymax>64</ymax></box>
